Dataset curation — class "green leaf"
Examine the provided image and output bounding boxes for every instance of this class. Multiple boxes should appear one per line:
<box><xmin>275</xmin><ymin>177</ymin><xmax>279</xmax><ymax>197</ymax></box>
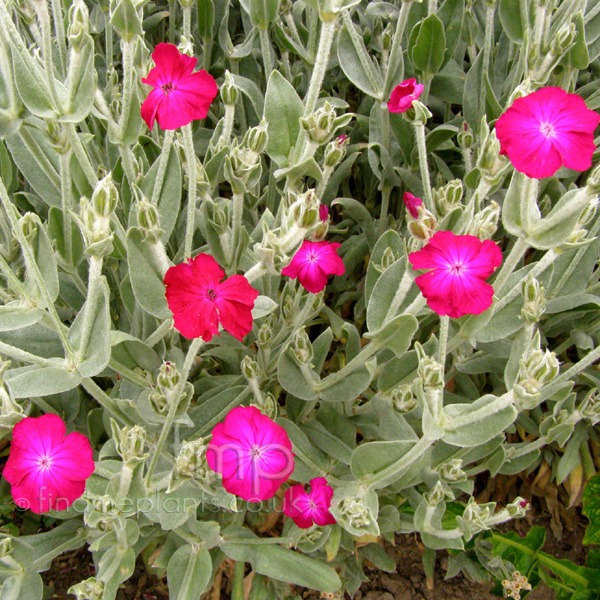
<box><xmin>247</xmin><ymin>0</ymin><xmax>281</xmax><ymax>28</ymax></box>
<box><xmin>126</xmin><ymin>227</ymin><xmax>171</xmax><ymax>319</ymax></box>
<box><xmin>61</xmin><ymin>41</ymin><xmax>96</xmax><ymax>123</ymax></box>
<box><xmin>411</xmin><ymin>15</ymin><xmax>446</xmax><ymax>76</ymax></box>
<box><xmin>462</xmin><ymin>50</ymin><xmax>483</xmax><ymax>129</ymax></box>
<box><xmin>566</xmin><ymin>12</ymin><xmax>588</xmax><ymax>70</ymax></box>
<box><xmin>0</xmin><ymin>305</ymin><xmax>44</xmax><ymax>332</ymax></box>
<box><xmin>276</xmin><ymin>417</ymin><xmax>330</xmax><ymax>475</ymax></box>
<box><xmin>365</xmin><ymin>314</ymin><xmax>418</xmax><ymax>357</ymax></box>
<box><xmin>10</xmin><ymin>46</ymin><xmax>56</xmax><ymax>119</ymax></box>
<box><xmin>277</xmin><ymin>346</ymin><xmax>320</xmax><ymax>401</ymax></box>
<box><xmin>4</xmin><ymin>363</ymin><xmax>82</xmax><ymax>398</ymax></box>
<box><xmin>264</xmin><ymin>71</ymin><xmax>303</xmax><ymax>167</ymax></box>
<box><xmin>110</xmin><ymin>0</ymin><xmax>143</xmax><ymax>40</ymax></box>
<box><xmin>332</xmin><ymin>198</ymin><xmax>376</xmax><ymax>249</ymax></box>
<box><xmin>196</xmin><ymin>0</ymin><xmax>215</xmax><ymax>39</ymax></box>
<box><xmin>583</xmin><ymin>475</ymin><xmax>600</xmax><ymax>545</ymax></box>
<box><xmin>337</xmin><ymin>24</ymin><xmax>383</xmax><ymax>99</ymax></box>
<box><xmin>5</xmin><ymin>127</ymin><xmax>61</xmax><ymax>207</ymax></box>
<box><xmin>437</xmin><ymin>0</ymin><xmax>464</xmax><ymax>68</ymax></box>
<box><xmin>140</xmin><ymin>143</ymin><xmax>182</xmax><ymax>242</ymax></box>
<box><xmin>365</xmin><ymin>231</ymin><xmax>404</xmax><ymax>305</ymax></box>
<box><xmin>68</xmin><ymin>277</ymin><xmax>111</xmax><ymax>378</ymax></box>
<box><xmin>0</xmin><ymin>574</ymin><xmax>42</xmax><ymax>600</ymax></box>
<box><xmin>191</xmin><ymin>385</ymin><xmax>250</xmax><ymax>435</ymax></box>
<box><xmin>167</xmin><ymin>545</ymin><xmax>213</xmax><ymax>600</ymax></box>
<box><xmin>251</xmin><ymin>295</ymin><xmax>277</xmax><ymax>320</ymax></box>
<box><xmin>351</xmin><ymin>440</ymin><xmax>416</xmax><ymax>485</ymax></box>
<box><xmin>48</xmin><ymin>207</ymin><xmax>84</xmax><ymax>266</ymax></box>
<box><xmin>499</xmin><ymin>0</ymin><xmax>525</xmax><ymax>43</ymax></box>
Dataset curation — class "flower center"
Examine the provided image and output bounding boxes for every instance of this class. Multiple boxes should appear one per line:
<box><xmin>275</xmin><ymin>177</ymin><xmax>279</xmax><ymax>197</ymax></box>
<box><xmin>307</xmin><ymin>252</ymin><xmax>319</xmax><ymax>263</ymax></box>
<box><xmin>206</xmin><ymin>288</ymin><xmax>217</xmax><ymax>301</ymax></box>
<box><xmin>450</xmin><ymin>262</ymin><xmax>464</xmax><ymax>276</ymax></box>
<box><xmin>38</xmin><ymin>455</ymin><xmax>52</xmax><ymax>470</ymax></box>
<box><xmin>161</xmin><ymin>81</ymin><xmax>176</xmax><ymax>94</ymax></box>
<box><xmin>540</xmin><ymin>122</ymin><xmax>555</xmax><ymax>138</ymax></box>
<box><xmin>308</xmin><ymin>499</ymin><xmax>317</xmax><ymax>510</ymax></box>
<box><xmin>250</xmin><ymin>445</ymin><xmax>264</xmax><ymax>461</ymax></box>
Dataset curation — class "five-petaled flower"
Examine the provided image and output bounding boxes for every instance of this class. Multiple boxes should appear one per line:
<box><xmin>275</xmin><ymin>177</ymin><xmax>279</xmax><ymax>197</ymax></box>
<box><xmin>409</xmin><ymin>231</ymin><xmax>503</xmax><ymax>318</ymax></box>
<box><xmin>282</xmin><ymin>240</ymin><xmax>345</xmax><ymax>294</ymax></box>
<box><xmin>387</xmin><ymin>78</ymin><xmax>424</xmax><ymax>113</ymax></box>
<box><xmin>4</xmin><ymin>414</ymin><xmax>95</xmax><ymax>514</ymax></box>
<box><xmin>207</xmin><ymin>406</ymin><xmax>295</xmax><ymax>501</ymax></box>
<box><xmin>164</xmin><ymin>253</ymin><xmax>259</xmax><ymax>342</ymax></box>
<box><xmin>495</xmin><ymin>87</ymin><xmax>600</xmax><ymax>179</ymax></box>
<box><xmin>403</xmin><ymin>192</ymin><xmax>423</xmax><ymax>219</ymax></box>
<box><xmin>141</xmin><ymin>43</ymin><xmax>218</xmax><ymax>130</ymax></box>
<box><xmin>282</xmin><ymin>477</ymin><xmax>336</xmax><ymax>529</ymax></box>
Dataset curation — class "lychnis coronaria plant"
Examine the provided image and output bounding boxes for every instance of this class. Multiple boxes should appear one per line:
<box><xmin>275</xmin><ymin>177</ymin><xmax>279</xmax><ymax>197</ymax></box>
<box><xmin>0</xmin><ymin>0</ymin><xmax>599</xmax><ymax>599</ymax></box>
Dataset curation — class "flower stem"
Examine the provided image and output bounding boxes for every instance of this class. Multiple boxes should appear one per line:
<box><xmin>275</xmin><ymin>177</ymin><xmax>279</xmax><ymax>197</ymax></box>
<box><xmin>183</xmin><ymin>124</ymin><xmax>197</xmax><ymax>258</ymax></box>
<box><xmin>144</xmin><ymin>318</ymin><xmax>174</xmax><ymax>347</ymax></box>
<box><xmin>117</xmin><ymin>38</ymin><xmax>136</xmax><ymax>141</ymax></box>
<box><xmin>151</xmin><ymin>130</ymin><xmax>175</xmax><ymax>206</ymax></box>
<box><xmin>447</xmin><ymin>391</ymin><xmax>514</xmax><ymax>429</ymax></box>
<box><xmin>413</xmin><ymin>121</ymin><xmax>434</xmax><ymax>212</ymax></box>
<box><xmin>183</xmin><ymin>4</ymin><xmax>192</xmax><ymax>41</ymax></box>
<box><xmin>303</xmin><ymin>17</ymin><xmax>338</xmax><ymax>117</ymax></box>
<box><xmin>144</xmin><ymin>337</ymin><xmax>204</xmax><ymax>487</ymax></box>
<box><xmin>66</xmin><ymin>123</ymin><xmax>99</xmax><ymax>187</ymax></box>
<box><xmin>437</xmin><ymin>315</ymin><xmax>449</xmax><ymax>366</ymax></box>
<box><xmin>245</xmin><ymin>261</ymin><xmax>267</xmax><ymax>284</ymax></box>
<box><xmin>492</xmin><ymin>237</ymin><xmax>529</xmax><ymax>294</ymax></box>
<box><xmin>479</xmin><ymin>4</ymin><xmax>496</xmax><ymax>121</ymax></box>
<box><xmin>378</xmin><ymin>181</ymin><xmax>392</xmax><ymax>237</ymax></box>
<box><xmin>105</xmin><ymin>11</ymin><xmax>113</xmax><ymax>68</ymax></box>
<box><xmin>76</xmin><ymin>256</ymin><xmax>103</xmax><ymax>363</ymax></box>
<box><xmin>59</xmin><ymin>152</ymin><xmax>73</xmax><ymax>263</ymax></box>
<box><xmin>317</xmin><ymin>340</ymin><xmax>379</xmax><ymax>391</ymax></box>
<box><xmin>218</xmin><ymin>104</ymin><xmax>235</xmax><ymax>148</ymax></box>
<box><xmin>493</xmin><ymin>249</ymin><xmax>556</xmax><ymax>314</ymax></box>
<box><xmin>259</xmin><ymin>27</ymin><xmax>274</xmax><ymax>77</ymax></box>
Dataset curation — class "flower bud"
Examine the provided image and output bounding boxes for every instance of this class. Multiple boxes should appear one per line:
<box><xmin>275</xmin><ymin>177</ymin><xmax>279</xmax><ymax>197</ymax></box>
<box><xmin>243</xmin><ymin>118</ymin><xmax>268</xmax><ymax>155</ymax></box>
<box><xmin>220</xmin><ymin>71</ymin><xmax>239</xmax><ymax>106</ymax></box>
<box><xmin>582</xmin><ymin>390</ymin><xmax>600</xmax><ymax>425</ymax></box>
<box><xmin>19</xmin><ymin>213</ymin><xmax>39</xmax><ymax>244</ymax></box>
<box><xmin>433</xmin><ymin>179</ymin><xmax>463</xmax><ymax>217</ymax></box>
<box><xmin>466</xmin><ymin>200</ymin><xmax>500</xmax><ymax>240</ymax></box>
<box><xmin>257</xmin><ymin>322</ymin><xmax>272</xmax><ymax>346</ymax></box>
<box><xmin>403</xmin><ymin>99</ymin><xmax>432</xmax><ymax>124</ymax></box>
<box><xmin>521</xmin><ymin>274</ymin><xmax>546</xmax><ymax>324</ymax></box>
<box><xmin>241</xmin><ymin>355</ymin><xmax>259</xmax><ymax>380</ymax></box>
<box><xmin>0</xmin><ymin>538</ymin><xmax>13</xmax><ymax>560</ymax></box>
<box><xmin>477</xmin><ymin>129</ymin><xmax>510</xmax><ymax>181</ymax></box>
<box><xmin>425</xmin><ymin>481</ymin><xmax>449</xmax><ymax>506</ymax></box>
<box><xmin>68</xmin><ymin>577</ymin><xmax>105</xmax><ymax>600</ymax></box>
<box><xmin>157</xmin><ymin>361</ymin><xmax>182</xmax><ymax>393</ymax></box>
<box><xmin>251</xmin><ymin>391</ymin><xmax>277</xmax><ymax>419</ymax></box>
<box><xmin>224</xmin><ymin>143</ymin><xmax>262</xmax><ymax>194</ymax></box>
<box><xmin>300</xmin><ymin>101</ymin><xmax>337</xmax><ymax>144</ymax></box>
<box><xmin>293</xmin><ymin>328</ymin><xmax>313</xmax><ymax>364</ymax></box>
<box><xmin>91</xmin><ymin>173</ymin><xmax>118</xmax><ymax>218</ymax></box>
<box><xmin>408</xmin><ymin>207</ymin><xmax>436</xmax><ymax>241</ymax></box>
<box><xmin>174</xmin><ymin>438</ymin><xmax>214</xmax><ymax>484</ymax></box>
<box><xmin>457</xmin><ymin>122</ymin><xmax>473</xmax><ymax>149</ymax></box>
<box><xmin>68</xmin><ymin>0</ymin><xmax>91</xmax><ymax>51</ymax></box>
<box><xmin>323</xmin><ymin>134</ymin><xmax>348</xmax><ymax>168</ymax></box>
<box><xmin>111</xmin><ymin>420</ymin><xmax>148</xmax><ymax>464</ymax></box>
<box><xmin>417</xmin><ymin>350</ymin><xmax>444</xmax><ymax>389</ymax></box>
<box><xmin>552</xmin><ymin>22</ymin><xmax>576</xmax><ymax>55</ymax></box>
<box><xmin>435</xmin><ymin>458</ymin><xmax>467</xmax><ymax>482</ymax></box>
<box><xmin>391</xmin><ymin>385</ymin><xmax>417</xmax><ymax>413</ymax></box>
<box><xmin>288</xmin><ymin>189</ymin><xmax>320</xmax><ymax>232</ymax></box>
<box><xmin>517</xmin><ymin>347</ymin><xmax>559</xmax><ymax>395</ymax></box>
<box><xmin>382</xmin><ymin>23</ymin><xmax>393</xmax><ymax>52</ymax></box>
<box><xmin>337</xmin><ymin>495</ymin><xmax>378</xmax><ymax>535</ymax></box>
<box><xmin>506</xmin><ymin>497</ymin><xmax>529</xmax><ymax>518</ymax></box>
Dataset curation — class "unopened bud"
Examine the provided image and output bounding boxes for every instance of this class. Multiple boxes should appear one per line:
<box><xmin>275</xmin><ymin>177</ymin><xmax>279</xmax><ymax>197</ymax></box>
<box><xmin>337</xmin><ymin>495</ymin><xmax>378</xmax><ymax>535</ymax></box>
<box><xmin>174</xmin><ymin>438</ymin><xmax>215</xmax><ymax>488</ymax></box>
<box><xmin>157</xmin><ymin>361</ymin><xmax>182</xmax><ymax>393</ymax></box>
<box><xmin>466</xmin><ymin>200</ymin><xmax>500</xmax><ymax>240</ymax></box>
<box><xmin>244</xmin><ymin>118</ymin><xmax>268</xmax><ymax>155</ymax></box>
<box><xmin>425</xmin><ymin>481</ymin><xmax>449</xmax><ymax>506</ymax></box>
<box><xmin>293</xmin><ymin>328</ymin><xmax>313</xmax><ymax>364</ymax></box>
<box><xmin>323</xmin><ymin>134</ymin><xmax>348</xmax><ymax>168</ymax></box>
<box><xmin>301</xmin><ymin>101</ymin><xmax>337</xmax><ymax>144</ymax></box>
<box><xmin>220</xmin><ymin>71</ymin><xmax>239</xmax><ymax>106</ymax></box>
<box><xmin>403</xmin><ymin>99</ymin><xmax>432</xmax><ymax>124</ymax></box>
<box><xmin>19</xmin><ymin>213</ymin><xmax>39</xmax><ymax>243</ymax></box>
<box><xmin>241</xmin><ymin>355</ymin><xmax>259</xmax><ymax>380</ymax></box>
<box><xmin>435</xmin><ymin>458</ymin><xmax>467</xmax><ymax>482</ymax></box>
<box><xmin>68</xmin><ymin>0</ymin><xmax>90</xmax><ymax>50</ymax></box>
<box><xmin>391</xmin><ymin>385</ymin><xmax>417</xmax><ymax>413</ymax></box>
<box><xmin>0</xmin><ymin>538</ymin><xmax>13</xmax><ymax>559</ymax></box>
<box><xmin>457</xmin><ymin>122</ymin><xmax>473</xmax><ymax>149</ymax></box>
<box><xmin>518</xmin><ymin>347</ymin><xmax>559</xmax><ymax>395</ymax></box>
<box><xmin>91</xmin><ymin>173</ymin><xmax>118</xmax><ymax>218</ymax></box>
<box><xmin>382</xmin><ymin>23</ymin><xmax>393</xmax><ymax>51</ymax></box>
<box><xmin>433</xmin><ymin>179</ymin><xmax>463</xmax><ymax>216</ymax></box>
<box><xmin>417</xmin><ymin>344</ymin><xmax>444</xmax><ymax>389</ymax></box>
<box><xmin>408</xmin><ymin>207</ymin><xmax>437</xmax><ymax>241</ymax></box>
<box><xmin>521</xmin><ymin>275</ymin><xmax>546</xmax><ymax>324</ymax></box>
<box><xmin>68</xmin><ymin>577</ymin><xmax>105</xmax><ymax>600</ymax></box>
<box><xmin>111</xmin><ymin>420</ymin><xmax>148</xmax><ymax>464</ymax></box>
<box><xmin>553</xmin><ymin>22</ymin><xmax>576</xmax><ymax>55</ymax></box>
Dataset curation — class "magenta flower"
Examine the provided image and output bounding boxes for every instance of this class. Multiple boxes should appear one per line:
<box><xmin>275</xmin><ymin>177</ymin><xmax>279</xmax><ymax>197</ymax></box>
<box><xmin>282</xmin><ymin>477</ymin><xmax>336</xmax><ymax>529</ymax></box>
<box><xmin>387</xmin><ymin>79</ymin><xmax>424</xmax><ymax>113</ymax></box>
<box><xmin>164</xmin><ymin>253</ymin><xmax>259</xmax><ymax>342</ymax></box>
<box><xmin>206</xmin><ymin>406</ymin><xmax>294</xmax><ymax>502</ymax></box>
<box><xmin>281</xmin><ymin>240</ymin><xmax>345</xmax><ymax>294</ymax></box>
<box><xmin>403</xmin><ymin>192</ymin><xmax>423</xmax><ymax>219</ymax></box>
<box><xmin>141</xmin><ymin>43</ymin><xmax>218</xmax><ymax>131</ymax></box>
<box><xmin>319</xmin><ymin>204</ymin><xmax>329</xmax><ymax>222</ymax></box>
<box><xmin>495</xmin><ymin>87</ymin><xmax>600</xmax><ymax>179</ymax></box>
<box><xmin>408</xmin><ymin>231</ymin><xmax>503</xmax><ymax>318</ymax></box>
<box><xmin>3</xmin><ymin>414</ymin><xmax>94</xmax><ymax>514</ymax></box>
